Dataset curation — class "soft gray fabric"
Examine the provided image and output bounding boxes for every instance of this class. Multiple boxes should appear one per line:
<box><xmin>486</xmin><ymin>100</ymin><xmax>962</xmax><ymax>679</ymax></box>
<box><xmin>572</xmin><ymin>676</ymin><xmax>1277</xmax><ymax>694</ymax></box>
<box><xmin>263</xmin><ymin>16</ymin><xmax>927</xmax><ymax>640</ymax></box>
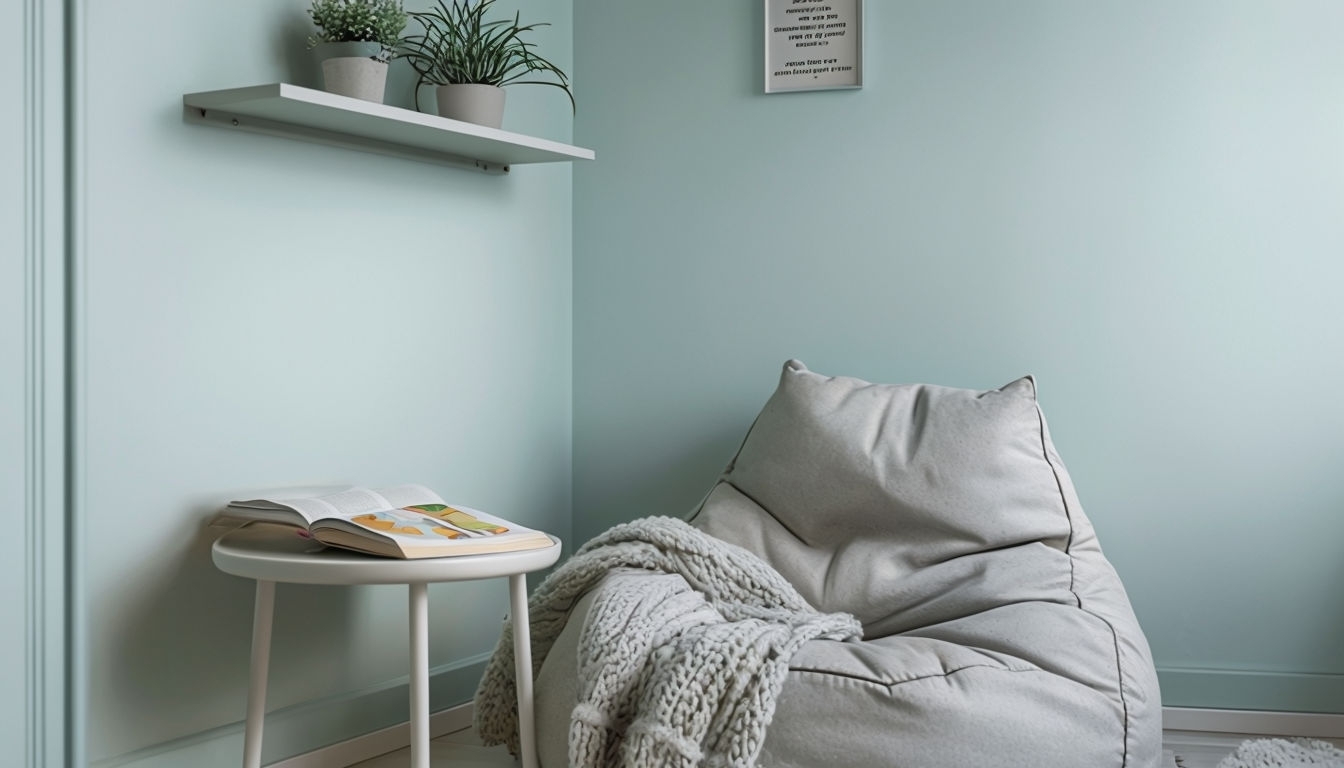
<box><xmin>475</xmin><ymin>516</ymin><xmax>861</xmax><ymax>767</ymax></box>
<box><xmin>541</xmin><ymin>571</ymin><xmax>1139</xmax><ymax>768</ymax></box>
<box><xmin>537</xmin><ymin>359</ymin><xmax>1163</xmax><ymax>767</ymax></box>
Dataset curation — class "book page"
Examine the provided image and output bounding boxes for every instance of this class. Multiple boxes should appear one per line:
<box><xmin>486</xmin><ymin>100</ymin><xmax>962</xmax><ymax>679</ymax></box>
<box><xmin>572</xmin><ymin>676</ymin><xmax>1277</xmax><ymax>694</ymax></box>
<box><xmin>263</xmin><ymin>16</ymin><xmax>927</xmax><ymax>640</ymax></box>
<box><xmin>227</xmin><ymin>484</ymin><xmax>447</xmax><ymax>528</ymax></box>
<box><xmin>402</xmin><ymin>504</ymin><xmax>539</xmax><ymax>538</ymax></box>
<box><xmin>305</xmin><ymin>487</ymin><xmax>394</xmax><ymax>517</ymax></box>
<box><xmin>314</xmin><ymin>504</ymin><xmax>552</xmax><ymax>558</ymax></box>
<box><xmin>372</xmin><ymin>484</ymin><xmax>446</xmax><ymax>509</ymax></box>
<box><xmin>345</xmin><ymin>507</ymin><xmax>467</xmax><ymax>541</ymax></box>
<box><xmin>271</xmin><ymin>496</ymin><xmax>342</xmax><ymax>525</ymax></box>
<box><xmin>230</xmin><ymin>487</ymin><xmax>391</xmax><ymax>526</ymax></box>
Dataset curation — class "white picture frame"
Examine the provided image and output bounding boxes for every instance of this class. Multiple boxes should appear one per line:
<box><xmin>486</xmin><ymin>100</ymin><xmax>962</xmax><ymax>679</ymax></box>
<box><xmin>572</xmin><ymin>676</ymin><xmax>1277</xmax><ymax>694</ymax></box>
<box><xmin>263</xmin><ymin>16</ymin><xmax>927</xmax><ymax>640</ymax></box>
<box><xmin>764</xmin><ymin>0</ymin><xmax>864</xmax><ymax>93</ymax></box>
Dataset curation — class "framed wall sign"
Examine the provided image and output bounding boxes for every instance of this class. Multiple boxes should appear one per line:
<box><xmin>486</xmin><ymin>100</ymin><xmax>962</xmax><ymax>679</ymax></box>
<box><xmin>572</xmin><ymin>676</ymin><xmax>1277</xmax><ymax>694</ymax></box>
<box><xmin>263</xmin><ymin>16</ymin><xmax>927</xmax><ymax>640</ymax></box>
<box><xmin>764</xmin><ymin>0</ymin><xmax>863</xmax><ymax>93</ymax></box>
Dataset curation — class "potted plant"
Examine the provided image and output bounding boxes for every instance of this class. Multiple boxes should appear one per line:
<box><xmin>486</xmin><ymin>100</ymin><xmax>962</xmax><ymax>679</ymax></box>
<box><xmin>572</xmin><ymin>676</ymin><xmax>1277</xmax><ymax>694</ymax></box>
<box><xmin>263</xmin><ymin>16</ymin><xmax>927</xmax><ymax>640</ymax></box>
<box><xmin>307</xmin><ymin>0</ymin><xmax>408</xmax><ymax>103</ymax></box>
<box><xmin>398</xmin><ymin>0</ymin><xmax>574</xmax><ymax>129</ymax></box>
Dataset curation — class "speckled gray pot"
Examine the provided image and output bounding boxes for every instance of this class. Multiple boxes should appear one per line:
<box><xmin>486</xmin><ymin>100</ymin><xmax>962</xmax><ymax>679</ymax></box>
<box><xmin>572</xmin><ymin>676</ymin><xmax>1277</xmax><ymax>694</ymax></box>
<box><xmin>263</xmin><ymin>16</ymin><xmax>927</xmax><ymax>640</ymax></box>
<box><xmin>435</xmin><ymin>84</ymin><xmax>506</xmax><ymax>128</ymax></box>
<box><xmin>317</xmin><ymin>42</ymin><xmax>388</xmax><ymax>103</ymax></box>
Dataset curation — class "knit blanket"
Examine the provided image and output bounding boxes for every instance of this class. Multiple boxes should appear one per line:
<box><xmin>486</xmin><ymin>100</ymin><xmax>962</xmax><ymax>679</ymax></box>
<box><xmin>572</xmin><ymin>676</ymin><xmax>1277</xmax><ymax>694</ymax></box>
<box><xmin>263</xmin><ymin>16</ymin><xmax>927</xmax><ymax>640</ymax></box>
<box><xmin>474</xmin><ymin>516</ymin><xmax>863</xmax><ymax>768</ymax></box>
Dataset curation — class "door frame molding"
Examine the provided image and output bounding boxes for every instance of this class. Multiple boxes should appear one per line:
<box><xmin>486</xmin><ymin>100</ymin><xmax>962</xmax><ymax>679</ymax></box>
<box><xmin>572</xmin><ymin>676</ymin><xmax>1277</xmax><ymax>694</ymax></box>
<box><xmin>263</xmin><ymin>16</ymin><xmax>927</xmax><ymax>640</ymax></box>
<box><xmin>23</xmin><ymin>0</ymin><xmax>70</xmax><ymax>765</ymax></box>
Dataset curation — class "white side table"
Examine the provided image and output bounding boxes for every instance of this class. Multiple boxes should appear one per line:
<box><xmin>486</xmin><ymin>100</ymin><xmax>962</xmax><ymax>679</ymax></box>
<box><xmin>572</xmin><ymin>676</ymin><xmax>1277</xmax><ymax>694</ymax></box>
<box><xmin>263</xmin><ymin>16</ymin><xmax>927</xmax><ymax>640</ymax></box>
<box><xmin>213</xmin><ymin>522</ymin><xmax>562</xmax><ymax>768</ymax></box>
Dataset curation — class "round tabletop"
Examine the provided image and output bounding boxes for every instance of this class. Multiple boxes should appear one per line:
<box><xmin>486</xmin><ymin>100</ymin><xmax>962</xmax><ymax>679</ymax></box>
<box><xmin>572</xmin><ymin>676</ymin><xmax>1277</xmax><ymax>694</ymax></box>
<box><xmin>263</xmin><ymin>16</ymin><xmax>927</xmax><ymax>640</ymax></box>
<box><xmin>212</xmin><ymin>522</ymin><xmax>563</xmax><ymax>585</ymax></box>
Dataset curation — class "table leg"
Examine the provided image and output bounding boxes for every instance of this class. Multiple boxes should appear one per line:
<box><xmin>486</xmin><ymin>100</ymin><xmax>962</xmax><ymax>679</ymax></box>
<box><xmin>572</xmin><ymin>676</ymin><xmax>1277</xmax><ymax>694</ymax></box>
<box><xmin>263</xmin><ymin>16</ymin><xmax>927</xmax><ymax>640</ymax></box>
<box><xmin>409</xmin><ymin>582</ymin><xmax>430</xmax><ymax>768</ymax></box>
<box><xmin>510</xmin><ymin>573</ymin><xmax>538</xmax><ymax>768</ymax></box>
<box><xmin>243</xmin><ymin>579</ymin><xmax>275</xmax><ymax>768</ymax></box>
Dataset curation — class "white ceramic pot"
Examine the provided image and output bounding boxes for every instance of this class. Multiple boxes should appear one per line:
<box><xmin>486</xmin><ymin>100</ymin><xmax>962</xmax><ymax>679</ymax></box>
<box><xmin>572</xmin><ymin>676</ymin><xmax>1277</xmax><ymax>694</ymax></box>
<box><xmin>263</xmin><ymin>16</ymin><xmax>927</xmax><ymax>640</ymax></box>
<box><xmin>318</xmin><ymin>42</ymin><xmax>389</xmax><ymax>103</ymax></box>
<box><xmin>435</xmin><ymin>84</ymin><xmax>506</xmax><ymax>128</ymax></box>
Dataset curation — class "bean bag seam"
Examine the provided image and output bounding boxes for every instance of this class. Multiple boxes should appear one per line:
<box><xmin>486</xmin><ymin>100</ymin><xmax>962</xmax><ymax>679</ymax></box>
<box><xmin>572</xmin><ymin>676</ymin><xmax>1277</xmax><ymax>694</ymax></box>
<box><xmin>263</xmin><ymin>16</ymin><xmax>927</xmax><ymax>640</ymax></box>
<box><xmin>785</xmin><ymin>661</ymin><xmax>1042</xmax><ymax>689</ymax></box>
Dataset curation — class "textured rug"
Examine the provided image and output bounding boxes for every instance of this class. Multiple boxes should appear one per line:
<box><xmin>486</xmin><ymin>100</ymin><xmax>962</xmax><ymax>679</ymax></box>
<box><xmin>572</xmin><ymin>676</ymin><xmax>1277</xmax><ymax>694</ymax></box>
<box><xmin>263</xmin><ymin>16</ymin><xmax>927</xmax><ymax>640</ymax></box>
<box><xmin>1216</xmin><ymin>738</ymin><xmax>1344</xmax><ymax>767</ymax></box>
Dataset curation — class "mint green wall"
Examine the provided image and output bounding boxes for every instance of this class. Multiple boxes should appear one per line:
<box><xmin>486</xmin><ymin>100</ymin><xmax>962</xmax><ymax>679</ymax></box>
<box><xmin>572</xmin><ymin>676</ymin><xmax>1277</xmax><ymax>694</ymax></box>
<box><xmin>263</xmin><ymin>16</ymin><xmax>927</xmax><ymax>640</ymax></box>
<box><xmin>573</xmin><ymin>1</ymin><xmax>1344</xmax><ymax>713</ymax></box>
<box><xmin>71</xmin><ymin>0</ymin><xmax>574</xmax><ymax>764</ymax></box>
<box><xmin>12</xmin><ymin>3</ymin><xmax>1344</xmax><ymax>764</ymax></box>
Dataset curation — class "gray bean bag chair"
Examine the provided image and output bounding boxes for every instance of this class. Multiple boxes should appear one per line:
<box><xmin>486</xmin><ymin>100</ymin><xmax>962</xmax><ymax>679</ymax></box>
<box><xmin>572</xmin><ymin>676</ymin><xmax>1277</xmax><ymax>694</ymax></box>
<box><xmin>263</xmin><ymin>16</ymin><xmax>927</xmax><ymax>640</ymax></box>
<box><xmin>536</xmin><ymin>360</ymin><xmax>1161</xmax><ymax>767</ymax></box>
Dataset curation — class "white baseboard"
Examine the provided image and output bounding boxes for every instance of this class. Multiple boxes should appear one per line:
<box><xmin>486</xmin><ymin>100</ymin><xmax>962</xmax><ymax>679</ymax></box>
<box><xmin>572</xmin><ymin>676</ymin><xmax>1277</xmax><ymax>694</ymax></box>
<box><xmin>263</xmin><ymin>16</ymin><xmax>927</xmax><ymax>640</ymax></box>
<box><xmin>1163</xmin><ymin>707</ymin><xmax>1344</xmax><ymax>739</ymax></box>
<box><xmin>270</xmin><ymin>702</ymin><xmax>475</xmax><ymax>768</ymax></box>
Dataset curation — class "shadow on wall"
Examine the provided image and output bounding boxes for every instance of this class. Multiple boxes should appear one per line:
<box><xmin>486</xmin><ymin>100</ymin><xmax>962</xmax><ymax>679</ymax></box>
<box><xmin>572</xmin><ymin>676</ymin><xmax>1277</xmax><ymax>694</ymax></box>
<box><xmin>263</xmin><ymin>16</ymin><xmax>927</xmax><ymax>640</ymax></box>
<box><xmin>576</xmin><ymin>424</ymin><xmax>749</xmax><ymax>545</ymax></box>
<box><xmin>274</xmin><ymin>9</ymin><xmax>321</xmax><ymax>91</ymax></box>
<box><xmin>267</xmin><ymin>6</ymin><xmax>427</xmax><ymax>113</ymax></box>
<box><xmin>103</xmin><ymin>502</ymin><xmax>360</xmax><ymax>757</ymax></box>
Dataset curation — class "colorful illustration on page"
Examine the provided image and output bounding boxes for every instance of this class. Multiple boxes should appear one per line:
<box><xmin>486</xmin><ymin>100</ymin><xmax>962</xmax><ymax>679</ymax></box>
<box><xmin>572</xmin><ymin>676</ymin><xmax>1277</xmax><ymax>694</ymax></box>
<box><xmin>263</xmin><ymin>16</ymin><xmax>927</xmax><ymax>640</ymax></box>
<box><xmin>350</xmin><ymin>509</ymin><xmax>464</xmax><ymax>539</ymax></box>
<box><xmin>404</xmin><ymin>504</ymin><xmax>509</xmax><ymax>535</ymax></box>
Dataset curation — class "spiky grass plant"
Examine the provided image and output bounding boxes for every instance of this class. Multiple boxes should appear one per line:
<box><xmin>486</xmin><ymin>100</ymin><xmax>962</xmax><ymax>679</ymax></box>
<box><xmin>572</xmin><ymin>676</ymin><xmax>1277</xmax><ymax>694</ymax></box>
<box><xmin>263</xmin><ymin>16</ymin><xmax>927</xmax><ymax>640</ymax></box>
<box><xmin>399</xmin><ymin>0</ymin><xmax>574</xmax><ymax>113</ymax></box>
<box><xmin>308</xmin><ymin>0</ymin><xmax>408</xmax><ymax>62</ymax></box>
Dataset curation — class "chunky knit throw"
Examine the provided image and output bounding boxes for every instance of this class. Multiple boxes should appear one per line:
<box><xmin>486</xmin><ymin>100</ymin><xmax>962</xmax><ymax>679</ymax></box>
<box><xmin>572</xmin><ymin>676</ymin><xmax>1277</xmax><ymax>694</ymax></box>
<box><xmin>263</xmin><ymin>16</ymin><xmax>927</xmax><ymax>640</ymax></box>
<box><xmin>474</xmin><ymin>516</ymin><xmax>863</xmax><ymax>768</ymax></box>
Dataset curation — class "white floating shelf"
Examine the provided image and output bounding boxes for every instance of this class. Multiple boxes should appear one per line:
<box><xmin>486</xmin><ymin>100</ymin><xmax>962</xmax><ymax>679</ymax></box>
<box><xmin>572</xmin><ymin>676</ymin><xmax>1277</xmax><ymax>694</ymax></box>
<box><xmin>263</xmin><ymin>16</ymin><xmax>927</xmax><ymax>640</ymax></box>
<box><xmin>182</xmin><ymin>83</ymin><xmax>594</xmax><ymax>174</ymax></box>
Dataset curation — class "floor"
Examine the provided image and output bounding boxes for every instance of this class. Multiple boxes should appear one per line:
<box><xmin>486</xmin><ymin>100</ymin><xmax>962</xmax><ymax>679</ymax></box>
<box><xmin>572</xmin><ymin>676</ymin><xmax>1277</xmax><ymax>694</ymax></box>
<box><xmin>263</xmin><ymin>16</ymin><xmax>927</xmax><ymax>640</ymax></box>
<box><xmin>344</xmin><ymin>729</ymin><xmax>1238</xmax><ymax>768</ymax></box>
<box><xmin>347</xmin><ymin>727</ymin><xmax>1344</xmax><ymax>768</ymax></box>
<box><xmin>349</xmin><ymin>727</ymin><xmax>516</xmax><ymax>768</ymax></box>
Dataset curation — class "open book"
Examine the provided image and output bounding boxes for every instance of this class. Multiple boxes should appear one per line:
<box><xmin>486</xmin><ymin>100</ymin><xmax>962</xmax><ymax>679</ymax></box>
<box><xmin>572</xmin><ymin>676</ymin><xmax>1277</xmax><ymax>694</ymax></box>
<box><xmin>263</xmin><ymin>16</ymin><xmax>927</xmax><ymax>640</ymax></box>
<box><xmin>221</xmin><ymin>484</ymin><xmax>553</xmax><ymax>559</ymax></box>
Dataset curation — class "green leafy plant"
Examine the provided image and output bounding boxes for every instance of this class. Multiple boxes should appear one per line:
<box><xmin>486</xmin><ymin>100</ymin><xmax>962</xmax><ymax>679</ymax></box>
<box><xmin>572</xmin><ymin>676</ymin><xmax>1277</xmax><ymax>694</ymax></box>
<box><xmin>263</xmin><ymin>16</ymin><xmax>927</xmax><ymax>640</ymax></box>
<box><xmin>399</xmin><ymin>0</ymin><xmax>575</xmax><ymax>113</ymax></box>
<box><xmin>307</xmin><ymin>0</ymin><xmax>408</xmax><ymax>62</ymax></box>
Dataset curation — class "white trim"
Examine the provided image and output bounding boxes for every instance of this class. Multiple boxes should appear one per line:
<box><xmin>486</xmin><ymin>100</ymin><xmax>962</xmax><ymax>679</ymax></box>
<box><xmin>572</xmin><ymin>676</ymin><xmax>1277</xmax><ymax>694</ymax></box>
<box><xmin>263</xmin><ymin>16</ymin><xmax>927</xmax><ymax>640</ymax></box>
<box><xmin>1163</xmin><ymin>707</ymin><xmax>1344</xmax><ymax>739</ymax></box>
<box><xmin>67</xmin><ymin>0</ymin><xmax>88</xmax><ymax>762</ymax></box>
<box><xmin>22</xmin><ymin>0</ymin><xmax>68</xmax><ymax>766</ymax></box>
<box><xmin>270</xmin><ymin>703</ymin><xmax>474</xmax><ymax>768</ymax></box>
